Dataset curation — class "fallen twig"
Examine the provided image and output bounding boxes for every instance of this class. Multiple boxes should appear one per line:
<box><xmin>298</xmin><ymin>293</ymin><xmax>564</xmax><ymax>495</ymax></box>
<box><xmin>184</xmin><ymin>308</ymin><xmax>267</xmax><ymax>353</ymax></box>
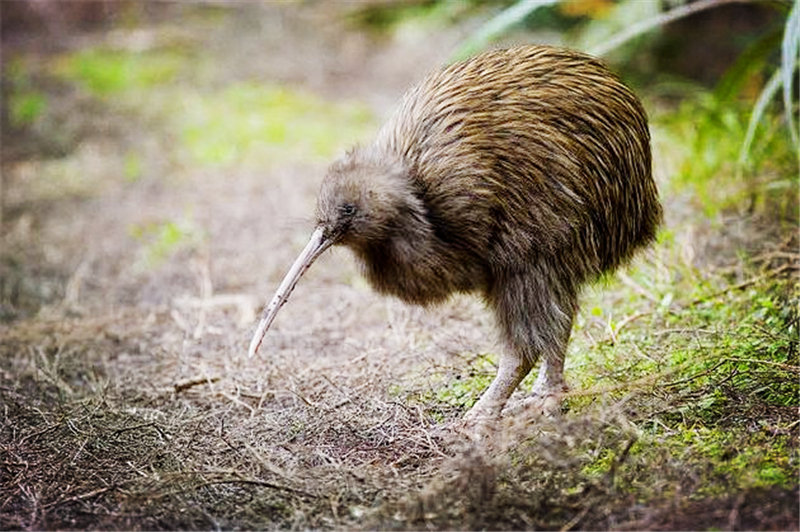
<box><xmin>603</xmin><ymin>311</ymin><xmax>651</xmax><ymax>344</ymax></box>
<box><xmin>42</xmin><ymin>485</ymin><xmax>114</xmax><ymax>509</ymax></box>
<box><xmin>174</xmin><ymin>377</ymin><xmax>221</xmax><ymax>393</ymax></box>
<box><xmin>664</xmin><ymin>360</ymin><xmax>727</xmax><ymax>388</ymax></box>
<box><xmin>112</xmin><ymin>422</ymin><xmax>169</xmax><ymax>441</ymax></box>
<box><xmin>723</xmin><ymin>357</ymin><xmax>800</xmax><ymax>372</ymax></box>
<box><xmin>691</xmin><ymin>264</ymin><xmax>794</xmax><ymax>305</ymax></box>
<box><xmin>197</xmin><ymin>478</ymin><xmax>317</xmax><ymax>499</ymax></box>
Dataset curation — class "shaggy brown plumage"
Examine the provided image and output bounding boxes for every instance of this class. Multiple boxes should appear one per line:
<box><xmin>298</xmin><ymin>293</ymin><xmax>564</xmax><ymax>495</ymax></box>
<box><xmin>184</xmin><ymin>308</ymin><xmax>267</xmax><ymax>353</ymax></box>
<box><xmin>250</xmin><ymin>45</ymin><xmax>662</xmax><ymax>421</ymax></box>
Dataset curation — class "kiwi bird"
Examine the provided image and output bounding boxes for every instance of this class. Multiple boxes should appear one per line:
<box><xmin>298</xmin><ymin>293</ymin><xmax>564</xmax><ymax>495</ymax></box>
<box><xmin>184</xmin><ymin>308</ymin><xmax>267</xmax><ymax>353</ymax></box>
<box><xmin>248</xmin><ymin>45</ymin><xmax>662</xmax><ymax>421</ymax></box>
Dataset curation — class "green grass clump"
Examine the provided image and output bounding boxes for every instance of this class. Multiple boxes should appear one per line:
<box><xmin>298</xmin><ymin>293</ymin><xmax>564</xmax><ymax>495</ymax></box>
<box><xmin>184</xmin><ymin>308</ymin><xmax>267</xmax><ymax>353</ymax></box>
<box><xmin>570</xmin><ymin>274</ymin><xmax>798</xmax><ymax>500</ymax></box>
<box><xmin>52</xmin><ymin>47</ymin><xmax>184</xmax><ymax>97</ymax></box>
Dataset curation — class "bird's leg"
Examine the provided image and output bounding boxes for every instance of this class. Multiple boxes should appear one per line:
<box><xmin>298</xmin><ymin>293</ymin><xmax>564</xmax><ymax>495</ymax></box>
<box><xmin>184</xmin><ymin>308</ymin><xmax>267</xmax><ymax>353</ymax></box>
<box><xmin>463</xmin><ymin>352</ymin><xmax>533</xmax><ymax>422</ymax></box>
<box><xmin>531</xmin><ymin>354</ymin><xmax>566</xmax><ymax>397</ymax></box>
<box><xmin>476</xmin><ymin>265</ymin><xmax>577</xmax><ymax>421</ymax></box>
<box><xmin>508</xmin><ymin>301</ymin><xmax>573</xmax><ymax>417</ymax></box>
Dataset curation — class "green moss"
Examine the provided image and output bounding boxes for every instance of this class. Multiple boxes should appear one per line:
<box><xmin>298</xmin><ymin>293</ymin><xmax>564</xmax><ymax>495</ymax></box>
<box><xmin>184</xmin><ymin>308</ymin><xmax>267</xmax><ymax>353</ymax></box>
<box><xmin>433</xmin><ymin>356</ymin><xmax>497</xmax><ymax>410</ymax></box>
<box><xmin>665</xmin><ymin>429</ymin><xmax>795</xmax><ymax>494</ymax></box>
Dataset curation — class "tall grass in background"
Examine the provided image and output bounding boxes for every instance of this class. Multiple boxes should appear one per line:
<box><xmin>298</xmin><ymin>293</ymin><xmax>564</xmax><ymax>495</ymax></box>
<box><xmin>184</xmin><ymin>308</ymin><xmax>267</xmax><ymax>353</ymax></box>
<box><xmin>456</xmin><ymin>0</ymin><xmax>800</xmax><ymax>178</ymax></box>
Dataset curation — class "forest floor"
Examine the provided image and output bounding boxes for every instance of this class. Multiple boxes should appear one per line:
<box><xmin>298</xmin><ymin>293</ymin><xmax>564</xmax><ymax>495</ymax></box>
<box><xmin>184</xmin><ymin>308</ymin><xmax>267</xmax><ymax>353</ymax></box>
<box><xmin>1</xmin><ymin>3</ymin><xmax>798</xmax><ymax>530</ymax></box>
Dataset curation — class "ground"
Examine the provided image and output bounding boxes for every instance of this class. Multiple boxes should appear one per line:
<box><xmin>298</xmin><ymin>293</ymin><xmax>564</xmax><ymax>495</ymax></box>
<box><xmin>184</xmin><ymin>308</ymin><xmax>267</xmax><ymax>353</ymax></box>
<box><xmin>1</xmin><ymin>3</ymin><xmax>798</xmax><ymax>531</ymax></box>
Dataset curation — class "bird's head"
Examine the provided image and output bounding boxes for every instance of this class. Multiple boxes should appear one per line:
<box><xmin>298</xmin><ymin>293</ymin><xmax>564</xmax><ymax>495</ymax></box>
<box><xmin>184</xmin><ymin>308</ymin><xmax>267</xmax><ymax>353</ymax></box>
<box><xmin>316</xmin><ymin>147</ymin><xmax>416</xmax><ymax>249</ymax></box>
<box><xmin>248</xmin><ymin>147</ymin><xmax>419</xmax><ymax>358</ymax></box>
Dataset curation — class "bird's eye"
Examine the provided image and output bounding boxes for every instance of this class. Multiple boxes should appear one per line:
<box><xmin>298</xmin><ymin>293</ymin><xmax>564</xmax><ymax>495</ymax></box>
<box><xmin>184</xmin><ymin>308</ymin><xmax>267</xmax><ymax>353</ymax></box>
<box><xmin>340</xmin><ymin>204</ymin><xmax>357</xmax><ymax>217</ymax></box>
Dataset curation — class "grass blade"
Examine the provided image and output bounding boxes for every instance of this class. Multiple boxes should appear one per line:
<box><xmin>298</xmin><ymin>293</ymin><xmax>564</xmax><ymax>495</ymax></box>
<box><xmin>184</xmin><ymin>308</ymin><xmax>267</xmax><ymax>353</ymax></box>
<box><xmin>452</xmin><ymin>0</ymin><xmax>559</xmax><ymax>61</ymax></box>
<box><xmin>589</xmin><ymin>0</ymin><xmax>746</xmax><ymax>57</ymax></box>
<box><xmin>738</xmin><ymin>68</ymin><xmax>783</xmax><ymax>169</ymax></box>
<box><xmin>781</xmin><ymin>0</ymin><xmax>799</xmax><ymax>148</ymax></box>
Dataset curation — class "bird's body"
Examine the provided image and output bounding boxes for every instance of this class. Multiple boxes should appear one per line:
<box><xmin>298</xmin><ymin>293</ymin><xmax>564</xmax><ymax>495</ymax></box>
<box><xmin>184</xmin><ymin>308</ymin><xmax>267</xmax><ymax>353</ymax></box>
<box><xmin>251</xmin><ymin>45</ymin><xmax>662</xmax><ymax>421</ymax></box>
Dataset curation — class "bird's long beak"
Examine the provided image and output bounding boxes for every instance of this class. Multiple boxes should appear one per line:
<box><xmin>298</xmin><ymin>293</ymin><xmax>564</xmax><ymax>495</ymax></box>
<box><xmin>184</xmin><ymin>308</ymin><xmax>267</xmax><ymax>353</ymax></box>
<box><xmin>248</xmin><ymin>226</ymin><xmax>334</xmax><ymax>358</ymax></box>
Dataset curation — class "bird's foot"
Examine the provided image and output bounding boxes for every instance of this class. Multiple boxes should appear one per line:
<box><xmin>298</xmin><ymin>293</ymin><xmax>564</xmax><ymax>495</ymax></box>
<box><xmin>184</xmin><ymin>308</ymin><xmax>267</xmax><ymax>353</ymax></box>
<box><xmin>452</xmin><ymin>406</ymin><xmax>499</xmax><ymax>441</ymax></box>
<box><xmin>504</xmin><ymin>390</ymin><xmax>564</xmax><ymax>419</ymax></box>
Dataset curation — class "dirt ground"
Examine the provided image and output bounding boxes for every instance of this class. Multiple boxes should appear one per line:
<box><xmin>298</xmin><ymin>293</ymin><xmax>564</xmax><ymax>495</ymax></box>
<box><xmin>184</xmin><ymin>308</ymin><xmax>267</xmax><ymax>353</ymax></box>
<box><xmin>1</xmin><ymin>3</ymin><xmax>798</xmax><ymax>531</ymax></box>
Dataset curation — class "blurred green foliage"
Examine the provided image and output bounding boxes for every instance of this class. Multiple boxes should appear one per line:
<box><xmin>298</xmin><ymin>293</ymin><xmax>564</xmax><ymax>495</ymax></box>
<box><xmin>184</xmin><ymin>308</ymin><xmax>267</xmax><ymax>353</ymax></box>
<box><xmin>464</xmin><ymin>0</ymin><xmax>799</xmax><ymax>174</ymax></box>
<box><xmin>48</xmin><ymin>45</ymin><xmax>376</xmax><ymax>169</ymax></box>
<box><xmin>129</xmin><ymin>215</ymin><xmax>204</xmax><ymax>270</ymax></box>
<box><xmin>178</xmin><ymin>82</ymin><xmax>375</xmax><ymax>167</ymax></box>
<box><xmin>347</xmin><ymin>0</ymin><xmax>469</xmax><ymax>32</ymax></box>
<box><xmin>52</xmin><ymin>47</ymin><xmax>183</xmax><ymax>97</ymax></box>
<box><xmin>657</xmin><ymin>93</ymin><xmax>798</xmax><ymax>217</ymax></box>
<box><xmin>123</xmin><ymin>151</ymin><xmax>143</xmax><ymax>183</ymax></box>
<box><xmin>9</xmin><ymin>90</ymin><xmax>47</xmax><ymax>127</ymax></box>
<box><xmin>6</xmin><ymin>57</ymin><xmax>48</xmax><ymax>127</ymax></box>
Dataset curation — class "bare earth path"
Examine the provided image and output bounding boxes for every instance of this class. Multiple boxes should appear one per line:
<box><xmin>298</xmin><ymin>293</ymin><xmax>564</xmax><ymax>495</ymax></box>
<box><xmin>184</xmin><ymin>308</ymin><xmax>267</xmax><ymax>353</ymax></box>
<box><xmin>1</xmin><ymin>4</ymin><xmax>499</xmax><ymax>529</ymax></box>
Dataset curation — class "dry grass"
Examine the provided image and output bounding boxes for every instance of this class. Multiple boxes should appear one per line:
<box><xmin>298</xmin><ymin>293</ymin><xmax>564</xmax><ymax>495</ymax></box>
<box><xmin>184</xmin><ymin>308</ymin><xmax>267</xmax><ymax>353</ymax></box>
<box><xmin>3</xmin><ymin>318</ymin><xmax>796</xmax><ymax>530</ymax></box>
